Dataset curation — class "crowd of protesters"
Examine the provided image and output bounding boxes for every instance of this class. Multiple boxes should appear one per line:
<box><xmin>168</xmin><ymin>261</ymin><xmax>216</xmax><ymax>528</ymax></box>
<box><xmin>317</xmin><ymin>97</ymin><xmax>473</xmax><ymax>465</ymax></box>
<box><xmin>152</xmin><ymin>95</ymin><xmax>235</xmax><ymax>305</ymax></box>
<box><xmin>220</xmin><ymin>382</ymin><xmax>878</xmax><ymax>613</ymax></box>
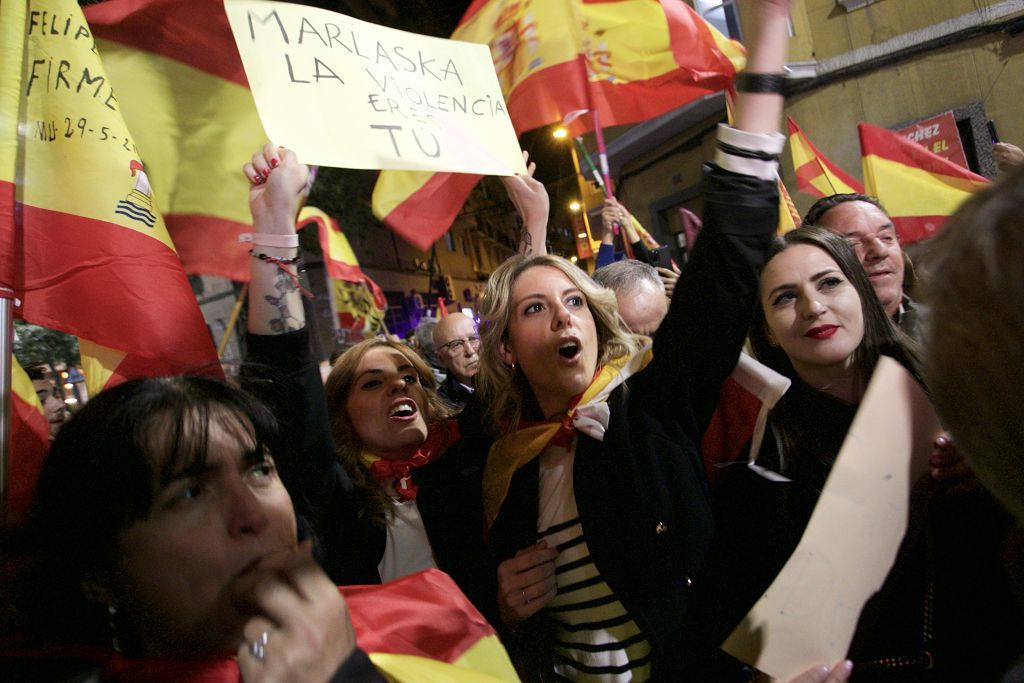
<box><xmin>4</xmin><ymin>0</ymin><xmax>1024</xmax><ymax>681</ymax></box>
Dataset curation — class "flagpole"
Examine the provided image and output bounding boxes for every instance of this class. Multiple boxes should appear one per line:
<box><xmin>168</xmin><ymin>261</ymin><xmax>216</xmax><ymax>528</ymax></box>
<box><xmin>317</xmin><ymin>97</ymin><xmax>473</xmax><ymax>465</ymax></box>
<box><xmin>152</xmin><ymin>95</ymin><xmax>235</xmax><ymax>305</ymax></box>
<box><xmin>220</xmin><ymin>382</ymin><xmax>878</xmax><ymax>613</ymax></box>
<box><xmin>217</xmin><ymin>283</ymin><xmax>249</xmax><ymax>360</ymax></box>
<box><xmin>573</xmin><ymin>137</ymin><xmax>605</xmax><ymax>190</ymax></box>
<box><xmin>425</xmin><ymin>244</ymin><xmax>437</xmax><ymax>316</ymax></box>
<box><xmin>815</xmin><ymin>158</ymin><xmax>839</xmax><ymax>195</ymax></box>
<box><xmin>577</xmin><ymin>55</ymin><xmax>633</xmax><ymax>260</ymax></box>
<box><xmin>0</xmin><ymin>288</ymin><xmax>13</xmax><ymax>524</ymax></box>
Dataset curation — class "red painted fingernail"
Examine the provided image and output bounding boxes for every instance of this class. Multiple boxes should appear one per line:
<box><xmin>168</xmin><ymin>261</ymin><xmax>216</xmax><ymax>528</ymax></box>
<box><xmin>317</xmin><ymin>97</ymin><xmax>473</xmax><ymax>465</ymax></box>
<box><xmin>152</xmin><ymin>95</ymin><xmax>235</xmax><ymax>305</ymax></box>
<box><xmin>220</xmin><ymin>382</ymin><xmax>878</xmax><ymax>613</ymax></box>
<box><xmin>270</xmin><ymin>158</ymin><xmax>279</xmax><ymax>168</ymax></box>
<box><xmin>253</xmin><ymin>174</ymin><xmax>264</xmax><ymax>183</ymax></box>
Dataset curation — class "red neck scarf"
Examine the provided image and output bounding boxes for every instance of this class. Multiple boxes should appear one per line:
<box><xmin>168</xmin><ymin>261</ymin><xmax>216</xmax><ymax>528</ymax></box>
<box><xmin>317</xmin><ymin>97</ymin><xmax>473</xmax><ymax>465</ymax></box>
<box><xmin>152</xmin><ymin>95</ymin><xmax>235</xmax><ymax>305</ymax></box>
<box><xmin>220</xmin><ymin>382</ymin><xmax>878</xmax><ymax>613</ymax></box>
<box><xmin>362</xmin><ymin>420</ymin><xmax>460</xmax><ymax>501</ymax></box>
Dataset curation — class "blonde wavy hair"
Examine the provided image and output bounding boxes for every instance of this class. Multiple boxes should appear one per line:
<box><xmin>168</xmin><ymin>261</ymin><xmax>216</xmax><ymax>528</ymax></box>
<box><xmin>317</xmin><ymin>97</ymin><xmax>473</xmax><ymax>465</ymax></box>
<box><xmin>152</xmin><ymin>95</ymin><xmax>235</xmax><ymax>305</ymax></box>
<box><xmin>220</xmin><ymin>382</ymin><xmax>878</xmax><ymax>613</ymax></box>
<box><xmin>477</xmin><ymin>254</ymin><xmax>646</xmax><ymax>434</ymax></box>
<box><xmin>324</xmin><ymin>338</ymin><xmax>454</xmax><ymax>526</ymax></box>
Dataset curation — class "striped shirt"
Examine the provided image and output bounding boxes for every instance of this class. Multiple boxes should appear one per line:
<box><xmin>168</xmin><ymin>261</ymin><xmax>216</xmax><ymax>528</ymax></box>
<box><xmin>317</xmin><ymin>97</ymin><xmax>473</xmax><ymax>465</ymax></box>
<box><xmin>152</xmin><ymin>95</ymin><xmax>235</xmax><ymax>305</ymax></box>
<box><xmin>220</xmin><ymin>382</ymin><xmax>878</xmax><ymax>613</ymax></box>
<box><xmin>538</xmin><ymin>442</ymin><xmax>652</xmax><ymax>682</ymax></box>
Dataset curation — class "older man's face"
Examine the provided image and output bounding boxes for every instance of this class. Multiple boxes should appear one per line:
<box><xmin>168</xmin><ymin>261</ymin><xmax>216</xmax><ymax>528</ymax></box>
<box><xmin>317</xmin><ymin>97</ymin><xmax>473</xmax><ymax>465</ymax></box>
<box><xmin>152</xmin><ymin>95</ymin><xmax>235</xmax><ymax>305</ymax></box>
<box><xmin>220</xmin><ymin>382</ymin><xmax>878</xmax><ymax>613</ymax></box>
<box><xmin>816</xmin><ymin>201</ymin><xmax>905</xmax><ymax>318</ymax></box>
<box><xmin>434</xmin><ymin>315</ymin><xmax>481</xmax><ymax>385</ymax></box>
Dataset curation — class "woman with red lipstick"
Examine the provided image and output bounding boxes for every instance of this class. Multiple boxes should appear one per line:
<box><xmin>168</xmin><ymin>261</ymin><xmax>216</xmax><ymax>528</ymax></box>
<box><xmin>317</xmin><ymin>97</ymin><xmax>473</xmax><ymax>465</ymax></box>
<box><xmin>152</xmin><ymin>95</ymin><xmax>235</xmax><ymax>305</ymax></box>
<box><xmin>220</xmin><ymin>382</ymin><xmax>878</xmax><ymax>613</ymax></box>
<box><xmin>682</xmin><ymin>227</ymin><xmax>1021</xmax><ymax>679</ymax></box>
<box><xmin>463</xmin><ymin>2</ymin><xmax>807</xmax><ymax>678</ymax></box>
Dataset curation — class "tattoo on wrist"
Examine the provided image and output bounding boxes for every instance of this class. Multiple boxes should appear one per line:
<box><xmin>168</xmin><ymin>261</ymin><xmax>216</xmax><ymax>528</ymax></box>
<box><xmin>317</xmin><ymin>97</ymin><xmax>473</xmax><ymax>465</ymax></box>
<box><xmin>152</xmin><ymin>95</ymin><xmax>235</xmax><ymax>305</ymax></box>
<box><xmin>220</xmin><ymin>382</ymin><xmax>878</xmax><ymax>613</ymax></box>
<box><xmin>265</xmin><ymin>269</ymin><xmax>301</xmax><ymax>332</ymax></box>
<box><xmin>519</xmin><ymin>230</ymin><xmax>533</xmax><ymax>255</ymax></box>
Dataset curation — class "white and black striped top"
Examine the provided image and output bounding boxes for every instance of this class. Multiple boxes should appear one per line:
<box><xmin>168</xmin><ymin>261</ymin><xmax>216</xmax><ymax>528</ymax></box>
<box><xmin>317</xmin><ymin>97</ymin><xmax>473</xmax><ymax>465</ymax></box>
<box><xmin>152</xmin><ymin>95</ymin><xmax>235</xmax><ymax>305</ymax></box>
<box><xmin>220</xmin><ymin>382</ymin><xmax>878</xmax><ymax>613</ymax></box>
<box><xmin>538</xmin><ymin>442</ymin><xmax>652</xmax><ymax>682</ymax></box>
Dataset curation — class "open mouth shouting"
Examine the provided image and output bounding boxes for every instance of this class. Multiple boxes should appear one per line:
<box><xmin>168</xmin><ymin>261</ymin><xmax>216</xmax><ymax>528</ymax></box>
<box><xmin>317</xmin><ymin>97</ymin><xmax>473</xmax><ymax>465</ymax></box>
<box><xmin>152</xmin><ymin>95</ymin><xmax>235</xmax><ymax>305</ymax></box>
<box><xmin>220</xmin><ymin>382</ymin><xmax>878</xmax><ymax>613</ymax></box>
<box><xmin>388</xmin><ymin>398</ymin><xmax>419</xmax><ymax>421</ymax></box>
<box><xmin>557</xmin><ymin>336</ymin><xmax>582</xmax><ymax>364</ymax></box>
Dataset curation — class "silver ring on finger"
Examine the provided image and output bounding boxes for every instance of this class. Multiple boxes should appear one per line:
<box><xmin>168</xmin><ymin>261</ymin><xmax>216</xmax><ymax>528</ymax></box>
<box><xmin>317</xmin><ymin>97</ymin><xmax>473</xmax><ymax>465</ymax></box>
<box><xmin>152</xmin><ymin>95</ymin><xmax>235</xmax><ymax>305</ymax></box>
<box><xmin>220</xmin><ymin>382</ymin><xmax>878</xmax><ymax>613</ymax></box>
<box><xmin>248</xmin><ymin>630</ymin><xmax>269</xmax><ymax>661</ymax></box>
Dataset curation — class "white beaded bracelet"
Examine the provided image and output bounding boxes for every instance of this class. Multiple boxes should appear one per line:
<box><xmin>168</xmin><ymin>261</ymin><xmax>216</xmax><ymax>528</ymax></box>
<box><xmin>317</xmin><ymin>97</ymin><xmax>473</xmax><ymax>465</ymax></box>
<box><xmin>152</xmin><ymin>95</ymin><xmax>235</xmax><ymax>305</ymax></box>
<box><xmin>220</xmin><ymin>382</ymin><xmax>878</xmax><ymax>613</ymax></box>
<box><xmin>240</xmin><ymin>232</ymin><xmax>299</xmax><ymax>248</ymax></box>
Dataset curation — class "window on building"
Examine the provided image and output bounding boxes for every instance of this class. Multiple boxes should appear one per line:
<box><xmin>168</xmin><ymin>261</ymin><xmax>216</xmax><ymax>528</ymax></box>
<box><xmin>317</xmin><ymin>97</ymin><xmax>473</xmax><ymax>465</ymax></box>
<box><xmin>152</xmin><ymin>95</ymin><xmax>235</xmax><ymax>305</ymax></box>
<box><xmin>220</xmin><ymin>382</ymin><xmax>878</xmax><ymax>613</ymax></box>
<box><xmin>461</xmin><ymin>237</ymin><xmax>468</xmax><ymax>255</ymax></box>
<box><xmin>693</xmin><ymin>0</ymin><xmax>742</xmax><ymax>41</ymax></box>
<box><xmin>444</xmin><ymin>231</ymin><xmax>455</xmax><ymax>252</ymax></box>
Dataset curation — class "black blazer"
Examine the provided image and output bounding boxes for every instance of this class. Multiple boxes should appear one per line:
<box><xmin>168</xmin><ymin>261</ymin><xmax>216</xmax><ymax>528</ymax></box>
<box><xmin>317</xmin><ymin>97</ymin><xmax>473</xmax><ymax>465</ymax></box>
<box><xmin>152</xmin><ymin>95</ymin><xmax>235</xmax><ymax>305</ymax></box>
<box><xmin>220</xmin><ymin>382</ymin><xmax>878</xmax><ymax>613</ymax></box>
<box><xmin>484</xmin><ymin>165</ymin><xmax>780</xmax><ymax>680</ymax></box>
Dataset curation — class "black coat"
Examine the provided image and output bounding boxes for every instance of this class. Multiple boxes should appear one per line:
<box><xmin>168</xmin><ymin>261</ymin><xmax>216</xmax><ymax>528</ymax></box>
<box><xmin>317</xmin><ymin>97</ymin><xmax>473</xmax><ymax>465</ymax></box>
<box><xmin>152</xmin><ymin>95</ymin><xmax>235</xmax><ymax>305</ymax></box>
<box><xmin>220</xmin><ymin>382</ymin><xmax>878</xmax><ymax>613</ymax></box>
<box><xmin>484</xmin><ymin>165</ymin><xmax>780</xmax><ymax>680</ymax></box>
<box><xmin>685</xmin><ymin>374</ymin><xmax>1024</xmax><ymax>682</ymax></box>
<box><xmin>242</xmin><ymin>330</ymin><xmax>499</xmax><ymax>625</ymax></box>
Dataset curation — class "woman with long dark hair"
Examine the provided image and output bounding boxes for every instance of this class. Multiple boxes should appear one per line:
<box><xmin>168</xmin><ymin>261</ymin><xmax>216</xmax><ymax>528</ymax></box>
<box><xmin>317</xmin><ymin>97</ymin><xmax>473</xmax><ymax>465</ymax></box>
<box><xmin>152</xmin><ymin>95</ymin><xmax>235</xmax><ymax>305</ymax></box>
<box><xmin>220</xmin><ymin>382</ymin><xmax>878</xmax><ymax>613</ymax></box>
<box><xmin>685</xmin><ymin>226</ymin><xmax>1021</xmax><ymax>679</ymax></box>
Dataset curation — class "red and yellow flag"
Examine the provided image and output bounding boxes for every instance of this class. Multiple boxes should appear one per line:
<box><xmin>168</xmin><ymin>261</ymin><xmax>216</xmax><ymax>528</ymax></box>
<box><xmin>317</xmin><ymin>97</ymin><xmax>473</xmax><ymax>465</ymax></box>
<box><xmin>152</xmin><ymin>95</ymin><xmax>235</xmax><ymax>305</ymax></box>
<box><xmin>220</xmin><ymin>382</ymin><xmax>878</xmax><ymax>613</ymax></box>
<box><xmin>83</xmin><ymin>0</ymin><xmax>266</xmax><ymax>282</ymax></box>
<box><xmin>787</xmin><ymin>116</ymin><xmax>864</xmax><ymax>198</ymax></box>
<box><xmin>859</xmin><ymin>122</ymin><xmax>989</xmax><ymax>244</ymax></box>
<box><xmin>373</xmin><ymin>0</ymin><xmax>746</xmax><ymax>250</ymax></box>
<box><xmin>1</xmin><ymin>0</ymin><xmax>220</xmax><ymax>392</ymax></box>
<box><xmin>343</xmin><ymin>569</ymin><xmax>518</xmax><ymax>681</ymax></box>
<box><xmin>9</xmin><ymin>356</ymin><xmax>52</xmax><ymax>526</ymax></box>
<box><xmin>298</xmin><ymin>207</ymin><xmax>387</xmax><ymax>342</ymax></box>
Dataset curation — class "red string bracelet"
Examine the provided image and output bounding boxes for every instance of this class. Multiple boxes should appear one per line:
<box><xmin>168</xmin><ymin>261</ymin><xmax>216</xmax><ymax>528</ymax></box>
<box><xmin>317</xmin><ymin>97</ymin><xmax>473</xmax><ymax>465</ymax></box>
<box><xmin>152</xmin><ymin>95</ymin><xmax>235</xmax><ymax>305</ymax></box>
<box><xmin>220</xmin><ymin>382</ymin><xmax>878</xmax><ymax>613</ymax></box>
<box><xmin>249</xmin><ymin>249</ymin><xmax>313</xmax><ymax>298</ymax></box>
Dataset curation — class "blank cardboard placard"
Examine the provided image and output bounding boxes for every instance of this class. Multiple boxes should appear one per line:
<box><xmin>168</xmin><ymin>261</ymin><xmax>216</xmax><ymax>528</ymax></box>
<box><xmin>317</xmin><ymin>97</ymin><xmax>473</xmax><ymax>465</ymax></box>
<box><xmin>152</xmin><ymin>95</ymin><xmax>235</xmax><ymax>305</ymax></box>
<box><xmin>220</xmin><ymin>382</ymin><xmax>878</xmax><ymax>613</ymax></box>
<box><xmin>722</xmin><ymin>357</ymin><xmax>940</xmax><ymax>680</ymax></box>
<box><xmin>224</xmin><ymin>0</ymin><xmax>527</xmax><ymax>175</ymax></box>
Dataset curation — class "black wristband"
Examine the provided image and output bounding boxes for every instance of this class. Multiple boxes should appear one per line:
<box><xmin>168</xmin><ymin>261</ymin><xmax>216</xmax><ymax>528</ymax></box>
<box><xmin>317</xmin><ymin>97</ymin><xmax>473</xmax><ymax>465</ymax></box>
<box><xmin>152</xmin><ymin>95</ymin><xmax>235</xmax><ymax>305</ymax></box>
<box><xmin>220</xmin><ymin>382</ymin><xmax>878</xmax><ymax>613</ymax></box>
<box><xmin>735</xmin><ymin>72</ymin><xmax>787</xmax><ymax>95</ymax></box>
<box><xmin>249</xmin><ymin>249</ymin><xmax>301</xmax><ymax>265</ymax></box>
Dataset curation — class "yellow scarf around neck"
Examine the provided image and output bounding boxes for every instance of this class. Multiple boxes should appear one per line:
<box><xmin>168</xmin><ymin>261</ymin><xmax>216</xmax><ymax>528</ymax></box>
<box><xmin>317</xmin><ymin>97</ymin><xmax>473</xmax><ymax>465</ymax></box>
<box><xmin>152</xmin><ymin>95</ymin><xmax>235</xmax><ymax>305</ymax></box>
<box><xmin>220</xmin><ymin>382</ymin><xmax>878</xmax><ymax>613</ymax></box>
<box><xmin>482</xmin><ymin>346</ymin><xmax>652</xmax><ymax>529</ymax></box>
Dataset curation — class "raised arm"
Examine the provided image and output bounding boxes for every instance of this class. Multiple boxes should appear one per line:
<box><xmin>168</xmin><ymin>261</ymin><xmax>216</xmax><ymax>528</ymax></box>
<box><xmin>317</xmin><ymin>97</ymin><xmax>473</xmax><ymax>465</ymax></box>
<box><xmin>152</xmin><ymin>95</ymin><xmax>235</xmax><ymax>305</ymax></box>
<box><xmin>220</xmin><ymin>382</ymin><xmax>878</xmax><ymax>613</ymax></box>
<box><xmin>244</xmin><ymin>143</ymin><xmax>310</xmax><ymax>334</ymax></box>
<box><xmin>240</xmin><ymin>144</ymin><xmax>373</xmax><ymax>584</ymax></box>
<box><xmin>501</xmin><ymin>150</ymin><xmax>549</xmax><ymax>256</ymax></box>
<box><xmin>733</xmin><ymin>0</ymin><xmax>790</xmax><ymax>136</ymax></box>
<box><xmin>642</xmin><ymin>0</ymin><xmax>790</xmax><ymax>431</ymax></box>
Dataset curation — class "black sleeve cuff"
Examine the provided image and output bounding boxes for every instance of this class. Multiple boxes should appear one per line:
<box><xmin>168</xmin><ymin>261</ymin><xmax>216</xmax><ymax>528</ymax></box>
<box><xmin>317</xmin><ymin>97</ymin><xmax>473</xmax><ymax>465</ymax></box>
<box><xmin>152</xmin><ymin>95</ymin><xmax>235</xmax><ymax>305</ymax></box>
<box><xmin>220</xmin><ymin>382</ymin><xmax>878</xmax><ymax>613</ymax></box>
<box><xmin>327</xmin><ymin>648</ymin><xmax>386</xmax><ymax>683</ymax></box>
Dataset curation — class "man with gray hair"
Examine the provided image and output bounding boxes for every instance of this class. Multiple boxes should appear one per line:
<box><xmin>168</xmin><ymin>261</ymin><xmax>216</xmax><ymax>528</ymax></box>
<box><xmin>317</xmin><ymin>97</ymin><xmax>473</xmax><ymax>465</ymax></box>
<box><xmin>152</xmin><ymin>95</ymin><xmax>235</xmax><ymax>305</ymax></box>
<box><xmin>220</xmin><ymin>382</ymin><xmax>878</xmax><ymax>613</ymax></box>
<box><xmin>431</xmin><ymin>312</ymin><xmax>481</xmax><ymax>409</ymax></box>
<box><xmin>592</xmin><ymin>259</ymin><xmax>668</xmax><ymax>336</ymax></box>
<box><xmin>413</xmin><ymin>317</ymin><xmax>447</xmax><ymax>385</ymax></box>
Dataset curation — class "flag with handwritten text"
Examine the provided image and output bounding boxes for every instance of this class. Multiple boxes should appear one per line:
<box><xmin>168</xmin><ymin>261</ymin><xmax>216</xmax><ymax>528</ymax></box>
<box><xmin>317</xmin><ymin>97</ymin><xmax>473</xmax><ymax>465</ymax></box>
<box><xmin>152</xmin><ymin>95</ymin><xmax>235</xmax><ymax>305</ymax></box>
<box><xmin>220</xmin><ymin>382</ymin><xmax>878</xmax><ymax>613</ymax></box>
<box><xmin>83</xmin><ymin>0</ymin><xmax>267</xmax><ymax>282</ymax></box>
<box><xmin>0</xmin><ymin>0</ymin><xmax>220</xmax><ymax>392</ymax></box>
<box><xmin>373</xmin><ymin>0</ymin><xmax>746</xmax><ymax>250</ymax></box>
<box><xmin>859</xmin><ymin>122</ymin><xmax>989</xmax><ymax>244</ymax></box>
<box><xmin>297</xmin><ymin>207</ymin><xmax>387</xmax><ymax>341</ymax></box>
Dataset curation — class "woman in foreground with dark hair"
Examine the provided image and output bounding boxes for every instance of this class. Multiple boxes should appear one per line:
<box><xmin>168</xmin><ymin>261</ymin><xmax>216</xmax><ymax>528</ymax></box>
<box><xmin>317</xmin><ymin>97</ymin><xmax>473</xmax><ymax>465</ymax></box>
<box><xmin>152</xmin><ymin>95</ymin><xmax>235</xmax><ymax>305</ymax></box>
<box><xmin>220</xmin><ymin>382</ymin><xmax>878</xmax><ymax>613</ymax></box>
<box><xmin>0</xmin><ymin>145</ymin><xmax>517</xmax><ymax>682</ymax></box>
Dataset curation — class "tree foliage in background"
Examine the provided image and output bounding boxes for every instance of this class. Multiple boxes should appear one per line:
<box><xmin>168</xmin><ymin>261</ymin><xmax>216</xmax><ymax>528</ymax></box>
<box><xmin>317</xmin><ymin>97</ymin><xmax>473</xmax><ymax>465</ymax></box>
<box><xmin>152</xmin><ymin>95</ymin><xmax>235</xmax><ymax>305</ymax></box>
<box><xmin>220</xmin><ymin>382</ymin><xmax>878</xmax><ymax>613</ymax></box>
<box><xmin>13</xmin><ymin>321</ymin><xmax>80</xmax><ymax>370</ymax></box>
<box><xmin>306</xmin><ymin>167</ymin><xmax>381</xmax><ymax>245</ymax></box>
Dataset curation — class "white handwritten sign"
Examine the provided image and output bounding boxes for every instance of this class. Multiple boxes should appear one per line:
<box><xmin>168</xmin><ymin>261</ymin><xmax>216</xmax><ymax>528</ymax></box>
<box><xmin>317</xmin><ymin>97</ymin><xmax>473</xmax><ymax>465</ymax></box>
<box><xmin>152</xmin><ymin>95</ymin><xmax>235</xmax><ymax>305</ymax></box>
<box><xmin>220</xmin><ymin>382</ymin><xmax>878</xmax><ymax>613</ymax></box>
<box><xmin>224</xmin><ymin>0</ymin><xmax>526</xmax><ymax>175</ymax></box>
<box><xmin>722</xmin><ymin>358</ymin><xmax>941</xmax><ymax>680</ymax></box>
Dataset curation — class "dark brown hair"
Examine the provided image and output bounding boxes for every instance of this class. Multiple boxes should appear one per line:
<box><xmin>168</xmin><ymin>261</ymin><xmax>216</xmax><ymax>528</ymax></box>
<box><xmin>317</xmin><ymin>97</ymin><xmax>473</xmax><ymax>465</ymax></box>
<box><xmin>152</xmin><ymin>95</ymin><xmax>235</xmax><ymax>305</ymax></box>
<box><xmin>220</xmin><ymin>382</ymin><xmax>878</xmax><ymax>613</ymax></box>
<box><xmin>324</xmin><ymin>338</ymin><xmax>453</xmax><ymax>527</ymax></box>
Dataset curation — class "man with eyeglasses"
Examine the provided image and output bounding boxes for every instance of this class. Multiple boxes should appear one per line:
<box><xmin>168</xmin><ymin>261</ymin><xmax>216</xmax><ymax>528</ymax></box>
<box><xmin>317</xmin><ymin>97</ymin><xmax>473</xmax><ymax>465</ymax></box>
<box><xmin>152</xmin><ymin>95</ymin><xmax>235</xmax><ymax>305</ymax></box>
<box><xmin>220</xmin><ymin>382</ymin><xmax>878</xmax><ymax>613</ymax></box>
<box><xmin>804</xmin><ymin>193</ymin><xmax>925</xmax><ymax>342</ymax></box>
<box><xmin>431</xmin><ymin>312</ymin><xmax>482</xmax><ymax>409</ymax></box>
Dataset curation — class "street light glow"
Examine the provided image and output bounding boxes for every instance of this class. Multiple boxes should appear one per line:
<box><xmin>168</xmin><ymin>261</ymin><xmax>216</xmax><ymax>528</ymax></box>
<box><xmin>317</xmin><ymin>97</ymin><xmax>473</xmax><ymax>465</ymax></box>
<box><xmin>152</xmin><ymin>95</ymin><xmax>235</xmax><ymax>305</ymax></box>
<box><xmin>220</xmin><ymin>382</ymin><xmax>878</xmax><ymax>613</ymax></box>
<box><xmin>569</xmin><ymin>201</ymin><xmax>581</xmax><ymax>211</ymax></box>
<box><xmin>552</xmin><ymin>127</ymin><xmax>568</xmax><ymax>139</ymax></box>
<box><xmin>570</xmin><ymin>256</ymin><xmax>579</xmax><ymax>263</ymax></box>
<box><xmin>576</xmin><ymin>232</ymin><xmax>588</xmax><ymax>239</ymax></box>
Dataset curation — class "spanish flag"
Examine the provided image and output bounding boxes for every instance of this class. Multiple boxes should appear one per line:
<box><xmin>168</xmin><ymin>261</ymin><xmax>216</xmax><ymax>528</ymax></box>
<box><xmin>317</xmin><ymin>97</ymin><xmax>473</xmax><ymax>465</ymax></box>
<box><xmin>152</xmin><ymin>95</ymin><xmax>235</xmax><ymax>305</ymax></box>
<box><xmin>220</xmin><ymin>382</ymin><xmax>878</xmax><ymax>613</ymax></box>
<box><xmin>373</xmin><ymin>0</ymin><xmax>746</xmax><ymax>250</ymax></box>
<box><xmin>787</xmin><ymin>116</ymin><xmax>864</xmax><ymax>198</ymax></box>
<box><xmin>0</xmin><ymin>0</ymin><xmax>220</xmax><ymax>392</ymax></box>
<box><xmin>859</xmin><ymin>122</ymin><xmax>989</xmax><ymax>244</ymax></box>
<box><xmin>83</xmin><ymin>0</ymin><xmax>266</xmax><ymax>282</ymax></box>
<box><xmin>8</xmin><ymin>356</ymin><xmax>52</xmax><ymax>526</ymax></box>
<box><xmin>94</xmin><ymin>569</ymin><xmax>518</xmax><ymax>682</ymax></box>
<box><xmin>297</xmin><ymin>207</ymin><xmax>388</xmax><ymax>341</ymax></box>
<box><xmin>344</xmin><ymin>569</ymin><xmax>519</xmax><ymax>681</ymax></box>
